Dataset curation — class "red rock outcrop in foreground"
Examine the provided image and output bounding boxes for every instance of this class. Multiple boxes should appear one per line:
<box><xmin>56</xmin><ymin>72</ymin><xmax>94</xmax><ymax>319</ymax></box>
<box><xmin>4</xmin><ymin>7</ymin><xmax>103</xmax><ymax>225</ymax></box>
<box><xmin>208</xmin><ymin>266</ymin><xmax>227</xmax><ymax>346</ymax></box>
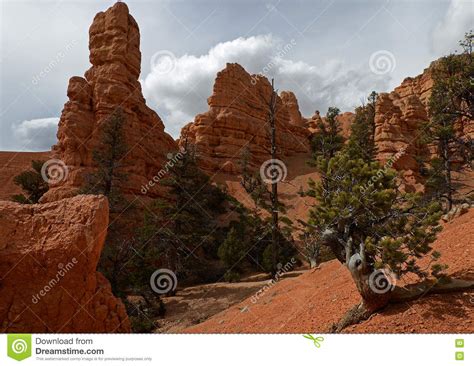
<box><xmin>42</xmin><ymin>2</ymin><xmax>177</xmax><ymax>202</ymax></box>
<box><xmin>180</xmin><ymin>63</ymin><xmax>311</xmax><ymax>174</ymax></box>
<box><xmin>0</xmin><ymin>195</ymin><xmax>130</xmax><ymax>332</ymax></box>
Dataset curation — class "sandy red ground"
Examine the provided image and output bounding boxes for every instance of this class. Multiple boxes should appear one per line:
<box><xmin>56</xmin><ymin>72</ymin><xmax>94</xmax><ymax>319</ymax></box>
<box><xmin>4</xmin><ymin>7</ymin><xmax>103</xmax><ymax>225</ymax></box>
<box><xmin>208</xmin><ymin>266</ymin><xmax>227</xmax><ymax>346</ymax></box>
<box><xmin>184</xmin><ymin>210</ymin><xmax>474</xmax><ymax>333</ymax></box>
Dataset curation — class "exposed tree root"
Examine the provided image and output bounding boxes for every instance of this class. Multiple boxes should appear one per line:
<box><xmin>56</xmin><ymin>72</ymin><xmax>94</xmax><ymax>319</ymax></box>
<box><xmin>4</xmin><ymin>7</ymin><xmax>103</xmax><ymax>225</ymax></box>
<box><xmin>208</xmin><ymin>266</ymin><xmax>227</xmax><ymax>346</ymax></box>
<box><xmin>329</xmin><ymin>302</ymin><xmax>377</xmax><ymax>333</ymax></box>
<box><xmin>329</xmin><ymin>278</ymin><xmax>474</xmax><ymax>333</ymax></box>
<box><xmin>390</xmin><ymin>278</ymin><xmax>474</xmax><ymax>303</ymax></box>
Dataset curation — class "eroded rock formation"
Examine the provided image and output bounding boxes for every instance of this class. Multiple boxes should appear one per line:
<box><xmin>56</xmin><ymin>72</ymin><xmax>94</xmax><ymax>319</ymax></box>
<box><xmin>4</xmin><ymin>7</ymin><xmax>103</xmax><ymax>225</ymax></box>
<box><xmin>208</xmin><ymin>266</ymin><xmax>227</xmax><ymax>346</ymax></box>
<box><xmin>306</xmin><ymin>110</ymin><xmax>355</xmax><ymax>139</ymax></box>
<box><xmin>280</xmin><ymin>91</ymin><xmax>306</xmax><ymax>127</ymax></box>
<box><xmin>0</xmin><ymin>195</ymin><xmax>130</xmax><ymax>332</ymax></box>
<box><xmin>374</xmin><ymin>68</ymin><xmax>433</xmax><ymax>183</ymax></box>
<box><xmin>42</xmin><ymin>2</ymin><xmax>177</xmax><ymax>202</ymax></box>
<box><xmin>374</xmin><ymin>62</ymin><xmax>473</xmax><ymax>190</ymax></box>
<box><xmin>180</xmin><ymin>63</ymin><xmax>311</xmax><ymax>174</ymax></box>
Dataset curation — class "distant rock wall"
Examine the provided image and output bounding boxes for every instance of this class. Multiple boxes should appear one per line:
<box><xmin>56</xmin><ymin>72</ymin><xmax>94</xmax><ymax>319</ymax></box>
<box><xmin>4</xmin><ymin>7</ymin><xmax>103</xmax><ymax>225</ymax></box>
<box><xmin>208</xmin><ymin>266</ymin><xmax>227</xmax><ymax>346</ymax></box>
<box><xmin>374</xmin><ymin>63</ymin><xmax>473</xmax><ymax>190</ymax></box>
<box><xmin>0</xmin><ymin>195</ymin><xmax>130</xmax><ymax>333</ymax></box>
<box><xmin>374</xmin><ymin>68</ymin><xmax>433</xmax><ymax>185</ymax></box>
<box><xmin>306</xmin><ymin>110</ymin><xmax>355</xmax><ymax>139</ymax></box>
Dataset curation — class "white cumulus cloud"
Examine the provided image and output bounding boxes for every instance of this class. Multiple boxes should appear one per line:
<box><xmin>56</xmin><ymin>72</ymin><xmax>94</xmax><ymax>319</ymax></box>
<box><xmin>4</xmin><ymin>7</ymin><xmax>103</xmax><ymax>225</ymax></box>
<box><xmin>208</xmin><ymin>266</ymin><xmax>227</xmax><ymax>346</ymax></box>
<box><xmin>12</xmin><ymin>117</ymin><xmax>59</xmax><ymax>151</ymax></box>
<box><xmin>142</xmin><ymin>34</ymin><xmax>392</xmax><ymax>138</ymax></box>
<box><xmin>432</xmin><ymin>0</ymin><xmax>474</xmax><ymax>55</ymax></box>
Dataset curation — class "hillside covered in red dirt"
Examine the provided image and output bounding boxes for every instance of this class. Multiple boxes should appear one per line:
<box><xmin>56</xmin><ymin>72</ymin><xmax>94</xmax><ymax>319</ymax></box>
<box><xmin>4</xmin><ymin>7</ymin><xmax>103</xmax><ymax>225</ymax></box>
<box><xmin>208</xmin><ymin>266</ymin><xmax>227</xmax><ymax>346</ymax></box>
<box><xmin>184</xmin><ymin>210</ymin><xmax>474</xmax><ymax>333</ymax></box>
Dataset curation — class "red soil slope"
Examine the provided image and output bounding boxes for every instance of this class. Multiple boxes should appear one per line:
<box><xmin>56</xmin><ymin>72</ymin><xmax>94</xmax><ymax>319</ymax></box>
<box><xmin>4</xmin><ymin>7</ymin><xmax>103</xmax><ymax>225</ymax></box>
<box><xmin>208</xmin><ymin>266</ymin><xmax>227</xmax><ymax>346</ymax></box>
<box><xmin>0</xmin><ymin>151</ymin><xmax>51</xmax><ymax>201</ymax></box>
<box><xmin>214</xmin><ymin>152</ymin><xmax>319</xmax><ymax>226</ymax></box>
<box><xmin>184</xmin><ymin>210</ymin><xmax>474</xmax><ymax>333</ymax></box>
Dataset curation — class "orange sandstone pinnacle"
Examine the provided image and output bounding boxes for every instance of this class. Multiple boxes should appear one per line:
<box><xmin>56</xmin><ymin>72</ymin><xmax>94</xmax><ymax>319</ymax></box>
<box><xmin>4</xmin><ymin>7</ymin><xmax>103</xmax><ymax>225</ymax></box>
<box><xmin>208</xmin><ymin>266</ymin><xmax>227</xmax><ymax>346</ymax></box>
<box><xmin>42</xmin><ymin>2</ymin><xmax>177</xmax><ymax>202</ymax></box>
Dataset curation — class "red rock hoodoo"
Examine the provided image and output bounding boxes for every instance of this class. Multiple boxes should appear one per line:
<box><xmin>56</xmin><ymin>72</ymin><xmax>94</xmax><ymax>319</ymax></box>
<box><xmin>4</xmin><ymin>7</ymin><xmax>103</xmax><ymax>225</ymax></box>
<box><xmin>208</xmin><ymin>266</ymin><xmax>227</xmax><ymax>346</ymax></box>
<box><xmin>374</xmin><ymin>63</ymin><xmax>473</xmax><ymax>189</ymax></box>
<box><xmin>0</xmin><ymin>195</ymin><xmax>130</xmax><ymax>332</ymax></box>
<box><xmin>280</xmin><ymin>90</ymin><xmax>306</xmax><ymax>127</ymax></box>
<box><xmin>306</xmin><ymin>110</ymin><xmax>355</xmax><ymax>139</ymax></box>
<box><xmin>179</xmin><ymin>63</ymin><xmax>311</xmax><ymax>174</ymax></box>
<box><xmin>374</xmin><ymin>67</ymin><xmax>433</xmax><ymax>188</ymax></box>
<box><xmin>42</xmin><ymin>2</ymin><xmax>177</xmax><ymax>202</ymax></box>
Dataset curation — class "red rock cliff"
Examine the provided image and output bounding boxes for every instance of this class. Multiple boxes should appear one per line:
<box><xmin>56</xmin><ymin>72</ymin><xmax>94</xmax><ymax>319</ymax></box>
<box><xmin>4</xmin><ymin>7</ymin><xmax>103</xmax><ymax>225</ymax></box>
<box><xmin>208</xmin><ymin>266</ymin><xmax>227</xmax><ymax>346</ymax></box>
<box><xmin>374</xmin><ymin>67</ymin><xmax>433</xmax><ymax>179</ymax></box>
<box><xmin>0</xmin><ymin>195</ymin><xmax>130</xmax><ymax>332</ymax></box>
<box><xmin>42</xmin><ymin>2</ymin><xmax>177</xmax><ymax>202</ymax></box>
<box><xmin>374</xmin><ymin>62</ymin><xmax>473</xmax><ymax>190</ymax></box>
<box><xmin>180</xmin><ymin>63</ymin><xmax>311</xmax><ymax>174</ymax></box>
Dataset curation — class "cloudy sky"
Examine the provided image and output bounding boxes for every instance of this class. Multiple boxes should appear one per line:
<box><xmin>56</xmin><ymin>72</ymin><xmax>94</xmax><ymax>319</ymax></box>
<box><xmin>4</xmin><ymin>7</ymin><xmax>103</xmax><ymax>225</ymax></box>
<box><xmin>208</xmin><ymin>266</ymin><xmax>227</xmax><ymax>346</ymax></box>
<box><xmin>0</xmin><ymin>0</ymin><xmax>473</xmax><ymax>151</ymax></box>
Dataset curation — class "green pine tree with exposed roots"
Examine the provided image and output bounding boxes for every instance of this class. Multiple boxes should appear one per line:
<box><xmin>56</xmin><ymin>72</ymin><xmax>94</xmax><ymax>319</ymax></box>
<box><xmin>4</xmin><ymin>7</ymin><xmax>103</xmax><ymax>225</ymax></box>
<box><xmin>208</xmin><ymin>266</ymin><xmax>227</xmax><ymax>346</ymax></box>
<box><xmin>303</xmin><ymin>151</ymin><xmax>464</xmax><ymax>331</ymax></box>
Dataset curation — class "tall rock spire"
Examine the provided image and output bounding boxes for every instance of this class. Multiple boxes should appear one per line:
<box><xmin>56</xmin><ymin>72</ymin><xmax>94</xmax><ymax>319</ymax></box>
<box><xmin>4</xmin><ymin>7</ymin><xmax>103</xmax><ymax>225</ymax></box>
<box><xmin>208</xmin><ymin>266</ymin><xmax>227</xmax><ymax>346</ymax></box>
<box><xmin>42</xmin><ymin>2</ymin><xmax>177</xmax><ymax>202</ymax></box>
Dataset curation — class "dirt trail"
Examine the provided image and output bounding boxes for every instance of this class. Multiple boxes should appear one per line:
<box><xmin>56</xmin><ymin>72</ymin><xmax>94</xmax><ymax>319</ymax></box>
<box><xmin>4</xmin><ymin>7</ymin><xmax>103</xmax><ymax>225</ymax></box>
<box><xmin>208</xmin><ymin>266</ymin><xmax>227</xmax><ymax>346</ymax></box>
<box><xmin>156</xmin><ymin>271</ymin><xmax>306</xmax><ymax>333</ymax></box>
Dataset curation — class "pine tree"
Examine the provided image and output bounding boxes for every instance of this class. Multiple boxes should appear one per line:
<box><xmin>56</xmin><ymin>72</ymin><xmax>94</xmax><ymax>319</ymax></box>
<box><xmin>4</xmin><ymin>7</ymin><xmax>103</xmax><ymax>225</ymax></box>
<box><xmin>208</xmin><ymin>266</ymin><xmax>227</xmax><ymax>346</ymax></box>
<box><xmin>346</xmin><ymin>92</ymin><xmax>378</xmax><ymax>162</ymax></box>
<box><xmin>218</xmin><ymin>227</ymin><xmax>247</xmax><ymax>282</ymax></box>
<box><xmin>81</xmin><ymin>107</ymin><xmax>128</xmax><ymax>211</ymax></box>
<box><xmin>234</xmin><ymin>80</ymin><xmax>298</xmax><ymax>276</ymax></box>
<box><xmin>304</xmin><ymin>151</ymin><xmax>444</xmax><ymax>329</ymax></box>
<box><xmin>310</xmin><ymin>106</ymin><xmax>345</xmax><ymax>160</ymax></box>
<box><xmin>157</xmin><ymin>144</ymin><xmax>230</xmax><ymax>281</ymax></box>
<box><xmin>239</xmin><ymin>148</ymin><xmax>297</xmax><ymax>276</ymax></box>
<box><xmin>11</xmin><ymin>160</ymin><xmax>49</xmax><ymax>204</ymax></box>
<box><xmin>419</xmin><ymin>31</ymin><xmax>474</xmax><ymax>210</ymax></box>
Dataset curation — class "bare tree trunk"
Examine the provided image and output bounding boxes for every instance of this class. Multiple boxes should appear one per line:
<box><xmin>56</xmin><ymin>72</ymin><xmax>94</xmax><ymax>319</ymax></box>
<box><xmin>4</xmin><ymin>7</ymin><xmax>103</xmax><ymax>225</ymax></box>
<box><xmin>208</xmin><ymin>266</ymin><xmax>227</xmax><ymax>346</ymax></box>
<box><xmin>269</xmin><ymin>79</ymin><xmax>278</xmax><ymax>276</ymax></box>
<box><xmin>443</xmin><ymin>143</ymin><xmax>453</xmax><ymax>210</ymax></box>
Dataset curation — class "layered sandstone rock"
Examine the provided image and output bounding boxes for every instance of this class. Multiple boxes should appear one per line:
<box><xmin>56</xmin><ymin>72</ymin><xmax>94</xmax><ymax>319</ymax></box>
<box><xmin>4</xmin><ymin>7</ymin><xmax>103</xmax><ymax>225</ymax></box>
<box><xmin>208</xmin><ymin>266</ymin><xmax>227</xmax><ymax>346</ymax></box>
<box><xmin>374</xmin><ymin>68</ymin><xmax>433</xmax><ymax>180</ymax></box>
<box><xmin>280</xmin><ymin>91</ymin><xmax>306</xmax><ymax>127</ymax></box>
<box><xmin>180</xmin><ymin>63</ymin><xmax>311</xmax><ymax>174</ymax></box>
<box><xmin>306</xmin><ymin>110</ymin><xmax>354</xmax><ymax>139</ymax></box>
<box><xmin>306</xmin><ymin>110</ymin><xmax>323</xmax><ymax>131</ymax></box>
<box><xmin>42</xmin><ymin>2</ymin><xmax>177</xmax><ymax>202</ymax></box>
<box><xmin>0</xmin><ymin>195</ymin><xmax>130</xmax><ymax>332</ymax></box>
<box><xmin>375</xmin><ymin>61</ymin><xmax>473</xmax><ymax>183</ymax></box>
